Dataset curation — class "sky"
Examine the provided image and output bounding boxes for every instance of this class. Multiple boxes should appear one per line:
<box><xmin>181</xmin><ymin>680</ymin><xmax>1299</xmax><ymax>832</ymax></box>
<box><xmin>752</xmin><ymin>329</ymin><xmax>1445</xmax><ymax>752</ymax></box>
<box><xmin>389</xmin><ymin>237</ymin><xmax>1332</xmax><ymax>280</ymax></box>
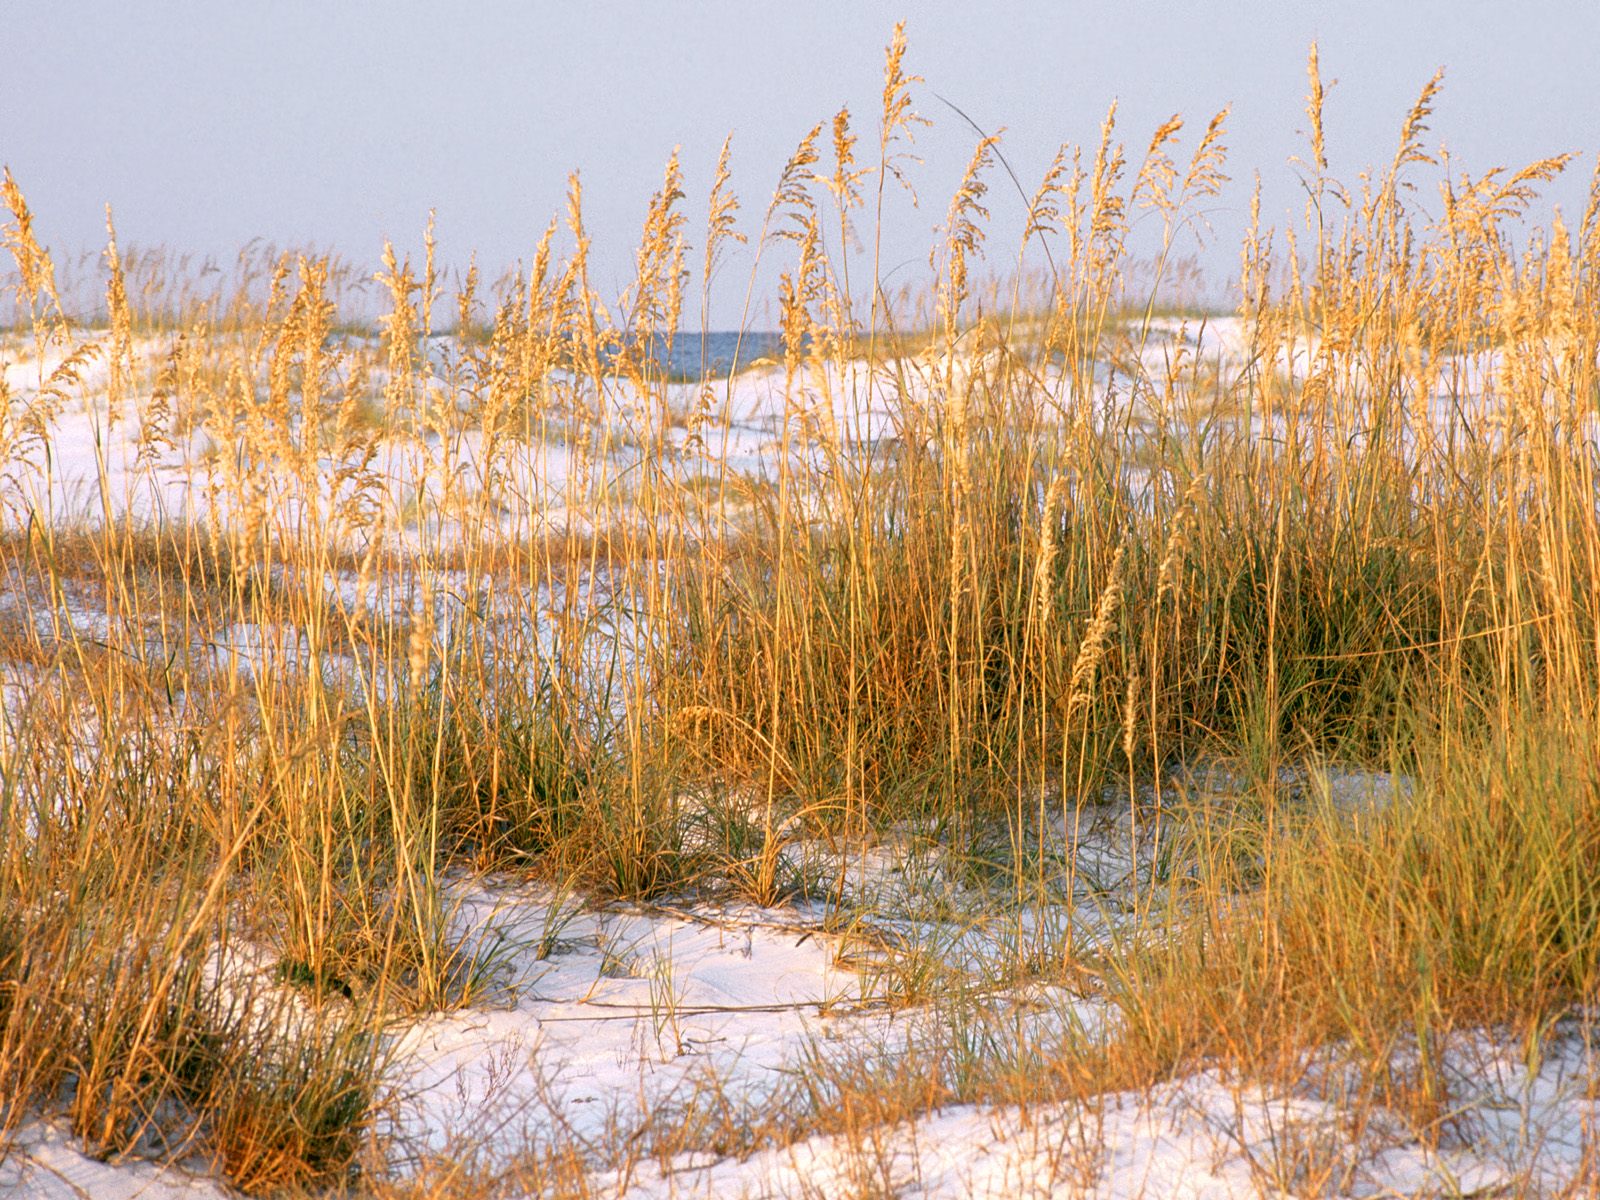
<box><xmin>3</xmin><ymin>1</ymin><xmax>1597</xmax><ymax>327</ymax></box>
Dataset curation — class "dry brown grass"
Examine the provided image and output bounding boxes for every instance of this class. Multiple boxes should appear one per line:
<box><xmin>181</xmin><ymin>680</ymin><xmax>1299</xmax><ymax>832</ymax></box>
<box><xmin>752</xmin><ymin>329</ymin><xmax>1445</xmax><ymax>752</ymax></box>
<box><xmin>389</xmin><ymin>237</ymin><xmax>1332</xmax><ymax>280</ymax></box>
<box><xmin>0</xmin><ymin>30</ymin><xmax>1597</xmax><ymax>1196</ymax></box>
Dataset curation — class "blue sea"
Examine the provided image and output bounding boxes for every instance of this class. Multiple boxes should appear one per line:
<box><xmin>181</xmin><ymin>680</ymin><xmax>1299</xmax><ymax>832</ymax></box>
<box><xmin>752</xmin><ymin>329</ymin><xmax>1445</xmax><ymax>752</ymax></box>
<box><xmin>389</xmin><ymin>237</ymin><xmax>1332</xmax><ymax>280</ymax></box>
<box><xmin>387</xmin><ymin>329</ymin><xmax>793</xmax><ymax>380</ymax></box>
<box><xmin>620</xmin><ymin>331</ymin><xmax>789</xmax><ymax>378</ymax></box>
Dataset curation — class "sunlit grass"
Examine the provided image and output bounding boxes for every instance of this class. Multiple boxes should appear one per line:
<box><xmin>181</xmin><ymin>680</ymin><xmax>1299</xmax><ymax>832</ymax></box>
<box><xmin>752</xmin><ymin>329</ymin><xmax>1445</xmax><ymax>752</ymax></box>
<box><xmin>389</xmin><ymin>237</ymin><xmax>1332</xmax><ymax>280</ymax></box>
<box><xmin>1</xmin><ymin>26</ymin><xmax>1597</xmax><ymax>1194</ymax></box>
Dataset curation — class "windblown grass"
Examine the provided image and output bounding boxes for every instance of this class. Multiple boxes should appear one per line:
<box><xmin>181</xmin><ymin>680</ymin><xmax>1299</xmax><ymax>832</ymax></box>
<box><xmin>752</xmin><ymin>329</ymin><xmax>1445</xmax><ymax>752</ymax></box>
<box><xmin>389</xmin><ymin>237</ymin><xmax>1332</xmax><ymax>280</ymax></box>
<box><xmin>1</xmin><ymin>26</ymin><xmax>1597</xmax><ymax>1193</ymax></box>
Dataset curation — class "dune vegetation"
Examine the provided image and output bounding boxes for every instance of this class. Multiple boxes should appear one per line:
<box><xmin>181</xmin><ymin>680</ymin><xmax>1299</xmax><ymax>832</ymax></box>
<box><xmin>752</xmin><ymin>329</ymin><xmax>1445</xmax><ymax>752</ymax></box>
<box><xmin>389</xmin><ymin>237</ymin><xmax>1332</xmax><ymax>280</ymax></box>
<box><xmin>1</xmin><ymin>28</ymin><xmax>1597</xmax><ymax>1198</ymax></box>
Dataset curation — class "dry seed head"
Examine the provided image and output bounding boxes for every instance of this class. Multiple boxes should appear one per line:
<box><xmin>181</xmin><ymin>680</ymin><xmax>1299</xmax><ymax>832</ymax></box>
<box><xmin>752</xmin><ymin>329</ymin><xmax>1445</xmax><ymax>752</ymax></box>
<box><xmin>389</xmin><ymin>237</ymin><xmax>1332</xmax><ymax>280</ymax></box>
<box><xmin>1087</xmin><ymin>103</ymin><xmax>1129</xmax><ymax>282</ymax></box>
<box><xmin>1181</xmin><ymin>108</ymin><xmax>1232</xmax><ymax>206</ymax></box>
<box><xmin>1121</xmin><ymin>667</ymin><xmax>1140</xmax><ymax>763</ymax></box>
<box><xmin>947</xmin><ymin>507</ymin><xmax>972</xmax><ymax>612</ymax></box>
<box><xmin>103</xmin><ymin>206</ymin><xmax>133</xmax><ymax>416</ymax></box>
<box><xmin>943</xmin><ymin>366</ymin><xmax>975</xmax><ymax>611</ymax></box>
<box><xmin>458</xmin><ymin>255</ymin><xmax>479</xmax><ymax>340</ymax></box>
<box><xmin>769</xmin><ymin>126</ymin><xmax>822</xmax><ymax>242</ymax></box>
<box><xmin>1239</xmin><ymin>174</ymin><xmax>1271</xmax><ymax>316</ymax></box>
<box><xmin>422</xmin><ymin>209</ymin><xmax>439</xmax><ymax>337</ymax></box>
<box><xmin>1</xmin><ymin>168</ymin><xmax>68</xmax><ymax>348</ymax></box>
<box><xmin>1305</xmin><ymin>43</ymin><xmax>1328</xmax><ymax>173</ymax></box>
<box><xmin>880</xmin><ymin>23</ymin><xmax>926</xmax><ymax>144</ymax></box>
<box><xmin>779</xmin><ymin>217</ymin><xmax>822</xmax><ymax>366</ymax></box>
<box><xmin>1579</xmin><ymin>153</ymin><xmax>1600</xmax><ymax>276</ymax></box>
<box><xmin>1066</xmin><ymin>545</ymin><xmax>1125</xmax><ymax>719</ymax></box>
<box><xmin>1133</xmin><ymin>114</ymin><xmax>1184</xmax><ymax>215</ymax></box>
<box><xmin>1</xmin><ymin>169</ymin><xmax>58</xmax><ymax>308</ymax></box>
<box><xmin>825</xmin><ymin>108</ymin><xmax>870</xmax><ymax>270</ymax></box>
<box><xmin>409</xmin><ymin>582</ymin><xmax>435</xmax><ymax>684</ymax></box>
<box><xmin>683</xmin><ymin>381</ymin><xmax>715</xmax><ymax>456</ymax></box>
<box><xmin>881</xmin><ymin>22</ymin><xmax>915</xmax><ymax>127</ymax></box>
<box><xmin>520</xmin><ymin>219</ymin><xmax>562</xmax><ymax>379</ymax></box>
<box><xmin>1388</xmin><ymin>68</ymin><xmax>1445</xmax><ymax>185</ymax></box>
<box><xmin>25</xmin><ymin>337</ymin><xmax>100</xmax><ymax>448</ymax></box>
<box><xmin>1286</xmin><ymin>226</ymin><xmax>1305</xmax><ymax>310</ymax></box>
<box><xmin>704</xmin><ymin>135</ymin><xmax>746</xmax><ymax>290</ymax></box>
<box><xmin>1023</xmin><ymin>143</ymin><xmax>1070</xmax><ymax>251</ymax></box>
<box><xmin>1494</xmin><ymin>157</ymin><xmax>1576</xmax><ymax>223</ymax></box>
<box><xmin>0</xmin><ymin>372</ymin><xmax>13</xmax><ymax>463</ymax></box>
<box><xmin>672</xmin><ymin>705</ymin><xmax>719</xmax><ymax>744</ymax></box>
<box><xmin>621</xmin><ymin>148</ymin><xmax>687</xmax><ymax>376</ymax></box>
<box><xmin>253</xmin><ymin>253</ymin><xmax>294</xmax><ymax>362</ymax></box>
<box><xmin>878</xmin><ymin>21</ymin><xmax>928</xmax><ymax>201</ymax></box>
<box><xmin>828</xmin><ymin>109</ymin><xmax>868</xmax><ymax>216</ymax></box>
<box><xmin>376</xmin><ymin>241</ymin><xmax>420</xmax><ymax>412</ymax></box>
<box><xmin>938</xmin><ymin>135</ymin><xmax>1000</xmax><ymax>334</ymax></box>
<box><xmin>1032</xmin><ymin>477</ymin><xmax>1068</xmax><ymax>629</ymax></box>
<box><xmin>529</xmin><ymin>218</ymin><xmax>557</xmax><ymax>316</ymax></box>
<box><xmin>1156</xmin><ymin>472</ymin><xmax>1207</xmax><ymax>607</ymax></box>
<box><xmin>1447</xmin><ymin>159</ymin><xmax>1576</xmax><ymax>257</ymax></box>
<box><xmin>137</xmin><ymin>333</ymin><xmax>187</xmax><ymax>468</ymax></box>
<box><xmin>1063</xmin><ymin>147</ymin><xmax>1087</xmax><ymax>276</ymax></box>
<box><xmin>565</xmin><ymin>173</ymin><xmax>590</xmax><ymax>268</ymax></box>
<box><xmin>563</xmin><ymin>170</ymin><xmax>610</xmax><ymax>385</ymax></box>
<box><xmin>1547</xmin><ymin>212</ymin><xmax>1576</xmax><ymax>354</ymax></box>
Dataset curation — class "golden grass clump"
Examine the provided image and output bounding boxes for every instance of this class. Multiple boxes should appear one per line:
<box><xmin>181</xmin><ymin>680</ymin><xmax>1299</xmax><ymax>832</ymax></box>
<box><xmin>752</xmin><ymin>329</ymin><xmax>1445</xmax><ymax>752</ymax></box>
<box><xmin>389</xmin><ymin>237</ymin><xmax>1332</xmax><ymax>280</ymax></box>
<box><xmin>0</xmin><ymin>32</ymin><xmax>1598</xmax><ymax>1194</ymax></box>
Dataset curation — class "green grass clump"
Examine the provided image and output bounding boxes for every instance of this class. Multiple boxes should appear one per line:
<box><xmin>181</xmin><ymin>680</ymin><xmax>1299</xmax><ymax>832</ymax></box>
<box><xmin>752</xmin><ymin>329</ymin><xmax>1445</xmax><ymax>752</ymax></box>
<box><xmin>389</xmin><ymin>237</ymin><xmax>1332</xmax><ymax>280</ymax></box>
<box><xmin>1104</xmin><ymin>716</ymin><xmax>1600</xmax><ymax>1094</ymax></box>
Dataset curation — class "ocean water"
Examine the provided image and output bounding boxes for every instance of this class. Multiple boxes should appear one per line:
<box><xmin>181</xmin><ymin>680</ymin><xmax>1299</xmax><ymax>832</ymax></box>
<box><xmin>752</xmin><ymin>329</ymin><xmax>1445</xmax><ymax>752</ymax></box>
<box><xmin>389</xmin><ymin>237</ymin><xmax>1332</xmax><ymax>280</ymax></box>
<box><xmin>621</xmin><ymin>331</ymin><xmax>788</xmax><ymax>379</ymax></box>
<box><xmin>373</xmin><ymin>329</ymin><xmax>793</xmax><ymax>380</ymax></box>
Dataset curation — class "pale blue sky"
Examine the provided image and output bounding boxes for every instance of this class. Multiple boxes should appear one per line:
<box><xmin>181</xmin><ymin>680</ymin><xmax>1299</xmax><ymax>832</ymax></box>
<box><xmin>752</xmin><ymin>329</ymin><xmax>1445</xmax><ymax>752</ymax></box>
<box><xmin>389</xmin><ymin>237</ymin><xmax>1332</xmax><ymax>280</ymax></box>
<box><xmin>4</xmin><ymin>2</ymin><xmax>1595</xmax><ymax>325</ymax></box>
